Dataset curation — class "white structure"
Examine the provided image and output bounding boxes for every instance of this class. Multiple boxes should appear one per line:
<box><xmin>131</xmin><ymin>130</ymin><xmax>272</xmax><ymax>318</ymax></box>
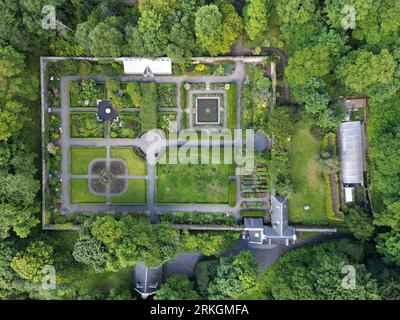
<box><xmin>123</xmin><ymin>57</ymin><xmax>172</xmax><ymax>75</ymax></box>
<box><xmin>339</xmin><ymin>121</ymin><xmax>365</xmax><ymax>185</ymax></box>
<box><xmin>344</xmin><ymin>187</ymin><xmax>355</xmax><ymax>203</ymax></box>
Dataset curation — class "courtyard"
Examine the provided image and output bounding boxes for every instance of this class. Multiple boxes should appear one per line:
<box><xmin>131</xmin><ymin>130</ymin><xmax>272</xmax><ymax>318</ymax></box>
<box><xmin>42</xmin><ymin>56</ymin><xmax>340</xmax><ymax>228</ymax></box>
<box><xmin>42</xmin><ymin>58</ymin><xmax>252</xmax><ymax>224</ymax></box>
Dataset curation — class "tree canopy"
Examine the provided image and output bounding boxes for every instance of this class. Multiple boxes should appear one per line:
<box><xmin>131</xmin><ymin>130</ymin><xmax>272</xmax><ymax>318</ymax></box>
<box><xmin>155</xmin><ymin>275</ymin><xmax>200</xmax><ymax>300</ymax></box>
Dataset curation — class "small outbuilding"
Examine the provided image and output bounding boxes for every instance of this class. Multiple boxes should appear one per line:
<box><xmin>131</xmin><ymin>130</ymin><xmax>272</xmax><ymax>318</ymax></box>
<box><xmin>244</xmin><ymin>217</ymin><xmax>265</xmax><ymax>245</ymax></box>
<box><xmin>97</xmin><ymin>100</ymin><xmax>119</xmax><ymax>122</ymax></box>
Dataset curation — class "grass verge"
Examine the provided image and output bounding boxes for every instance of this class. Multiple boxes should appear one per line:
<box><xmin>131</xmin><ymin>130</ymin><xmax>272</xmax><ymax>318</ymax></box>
<box><xmin>110</xmin><ymin>179</ymin><xmax>147</xmax><ymax>204</ymax></box>
<box><xmin>71</xmin><ymin>179</ymin><xmax>106</xmax><ymax>203</ymax></box>
<box><xmin>70</xmin><ymin>147</ymin><xmax>107</xmax><ymax>174</ymax></box>
<box><xmin>289</xmin><ymin>122</ymin><xmax>327</xmax><ymax>224</ymax></box>
<box><xmin>110</xmin><ymin>147</ymin><xmax>147</xmax><ymax>175</ymax></box>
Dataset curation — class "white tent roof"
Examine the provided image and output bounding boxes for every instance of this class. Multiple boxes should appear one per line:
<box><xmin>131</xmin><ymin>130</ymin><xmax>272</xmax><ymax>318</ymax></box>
<box><xmin>339</xmin><ymin>121</ymin><xmax>364</xmax><ymax>184</ymax></box>
<box><xmin>123</xmin><ymin>57</ymin><xmax>172</xmax><ymax>75</ymax></box>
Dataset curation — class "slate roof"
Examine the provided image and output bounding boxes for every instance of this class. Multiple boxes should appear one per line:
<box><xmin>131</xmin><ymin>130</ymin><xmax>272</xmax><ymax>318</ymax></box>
<box><xmin>244</xmin><ymin>218</ymin><xmax>264</xmax><ymax>244</ymax></box>
<box><xmin>97</xmin><ymin>100</ymin><xmax>119</xmax><ymax>121</ymax></box>
<box><xmin>271</xmin><ymin>195</ymin><xmax>289</xmax><ymax>236</ymax></box>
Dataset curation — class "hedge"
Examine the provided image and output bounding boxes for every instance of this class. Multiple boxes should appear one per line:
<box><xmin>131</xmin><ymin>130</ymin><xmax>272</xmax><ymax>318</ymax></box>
<box><xmin>229</xmin><ymin>179</ymin><xmax>237</xmax><ymax>207</ymax></box>
<box><xmin>139</xmin><ymin>82</ymin><xmax>158</xmax><ymax>132</ymax></box>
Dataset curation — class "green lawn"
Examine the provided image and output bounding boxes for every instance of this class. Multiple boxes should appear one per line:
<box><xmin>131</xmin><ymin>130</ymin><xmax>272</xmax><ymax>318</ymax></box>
<box><xmin>157</xmin><ymin>148</ymin><xmax>234</xmax><ymax>203</ymax></box>
<box><xmin>289</xmin><ymin>122</ymin><xmax>327</xmax><ymax>224</ymax></box>
<box><xmin>110</xmin><ymin>179</ymin><xmax>147</xmax><ymax>204</ymax></box>
<box><xmin>70</xmin><ymin>147</ymin><xmax>107</xmax><ymax>174</ymax></box>
<box><xmin>70</xmin><ymin>179</ymin><xmax>106</xmax><ymax>203</ymax></box>
<box><xmin>110</xmin><ymin>147</ymin><xmax>147</xmax><ymax>175</ymax></box>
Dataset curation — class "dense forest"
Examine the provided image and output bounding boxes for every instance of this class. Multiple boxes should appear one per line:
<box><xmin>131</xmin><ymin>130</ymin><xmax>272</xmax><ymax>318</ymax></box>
<box><xmin>0</xmin><ymin>0</ymin><xmax>399</xmax><ymax>300</ymax></box>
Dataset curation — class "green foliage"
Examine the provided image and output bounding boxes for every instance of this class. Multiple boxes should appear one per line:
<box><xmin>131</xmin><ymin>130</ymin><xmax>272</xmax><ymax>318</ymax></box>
<box><xmin>337</xmin><ymin>49</ymin><xmax>397</xmax><ymax>93</ymax></box>
<box><xmin>0</xmin><ymin>242</ymin><xmax>18</xmax><ymax>299</ymax></box>
<box><xmin>243</xmin><ymin>0</ymin><xmax>271</xmax><ymax>40</ymax></box>
<box><xmin>208</xmin><ymin>251</ymin><xmax>258</xmax><ymax>299</ymax></box>
<box><xmin>69</xmin><ymin>80</ymin><xmax>103</xmax><ymax>107</ymax></box>
<box><xmin>70</xmin><ymin>113</ymin><xmax>105</xmax><ymax>138</ymax></box>
<box><xmin>155</xmin><ymin>275</ymin><xmax>200</xmax><ymax>300</ymax></box>
<box><xmin>126</xmin><ymin>82</ymin><xmax>141</xmax><ymax>108</ymax></box>
<box><xmin>182</xmin><ymin>230</ymin><xmax>239</xmax><ymax>256</ymax></box>
<box><xmin>139</xmin><ymin>82</ymin><xmax>158</xmax><ymax>132</ymax></box>
<box><xmin>241</xmin><ymin>64</ymin><xmax>271</xmax><ymax>129</ymax></box>
<box><xmin>0</xmin><ymin>41</ymin><xmax>37</xmax><ymax>141</ymax></box>
<box><xmin>0</xmin><ymin>171</ymin><xmax>40</xmax><ymax>239</ymax></box>
<box><xmin>158</xmin><ymin>83</ymin><xmax>177</xmax><ymax>108</ymax></box>
<box><xmin>229</xmin><ymin>180</ymin><xmax>237</xmax><ymax>207</ymax></box>
<box><xmin>73</xmin><ymin>217</ymin><xmax>180</xmax><ymax>272</ymax></box>
<box><xmin>110</xmin><ymin>113</ymin><xmax>141</xmax><ymax>138</ymax></box>
<box><xmin>0</xmin><ymin>0</ymin><xmax>63</xmax><ymax>53</ymax></box>
<box><xmin>367</xmin><ymin>93</ymin><xmax>400</xmax><ymax>230</ymax></box>
<box><xmin>11</xmin><ymin>241</ymin><xmax>54</xmax><ymax>283</ymax></box>
<box><xmin>195</xmin><ymin>3</ymin><xmax>243</xmax><ymax>56</ymax></box>
<box><xmin>286</xmin><ymin>44</ymin><xmax>332</xmax><ymax>87</ymax></box>
<box><xmin>324</xmin><ymin>0</ymin><xmax>400</xmax><ymax>47</ymax></box>
<box><xmin>105</xmin><ymin>80</ymin><xmax>130</xmax><ymax>110</ymax></box>
<box><xmin>258</xmin><ymin>240</ymin><xmax>380</xmax><ymax>300</ymax></box>
<box><xmin>276</xmin><ymin>0</ymin><xmax>321</xmax><ymax>49</ymax></box>
<box><xmin>73</xmin><ymin>227</ymin><xmax>107</xmax><ymax>273</ymax></box>
<box><xmin>377</xmin><ymin>229</ymin><xmax>400</xmax><ymax>266</ymax></box>
<box><xmin>91</xmin><ymin>216</ymin><xmax>124</xmax><ymax>245</ymax></box>
<box><xmin>160</xmin><ymin>212</ymin><xmax>235</xmax><ymax>226</ymax></box>
<box><xmin>345</xmin><ymin>207</ymin><xmax>375</xmax><ymax>241</ymax></box>
<box><xmin>195</xmin><ymin>260</ymin><xmax>218</xmax><ymax>296</ymax></box>
<box><xmin>265</xmin><ymin>106</ymin><xmax>294</xmax><ymax>196</ymax></box>
<box><xmin>76</xmin><ymin>17</ymin><xmax>124</xmax><ymax>57</ymax></box>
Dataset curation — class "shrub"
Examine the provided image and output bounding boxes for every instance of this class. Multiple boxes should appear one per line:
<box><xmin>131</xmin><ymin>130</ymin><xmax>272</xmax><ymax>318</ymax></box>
<box><xmin>70</xmin><ymin>113</ymin><xmax>105</xmax><ymax>138</ymax></box>
<box><xmin>158</xmin><ymin>83</ymin><xmax>176</xmax><ymax>108</ymax></box>
<box><xmin>106</xmin><ymin>80</ymin><xmax>129</xmax><ymax>110</ymax></box>
<box><xmin>195</xmin><ymin>63</ymin><xmax>206</xmax><ymax>72</ymax></box>
<box><xmin>195</xmin><ymin>260</ymin><xmax>218</xmax><ymax>296</ymax></box>
<box><xmin>126</xmin><ymin>82</ymin><xmax>141</xmax><ymax>108</ymax></box>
